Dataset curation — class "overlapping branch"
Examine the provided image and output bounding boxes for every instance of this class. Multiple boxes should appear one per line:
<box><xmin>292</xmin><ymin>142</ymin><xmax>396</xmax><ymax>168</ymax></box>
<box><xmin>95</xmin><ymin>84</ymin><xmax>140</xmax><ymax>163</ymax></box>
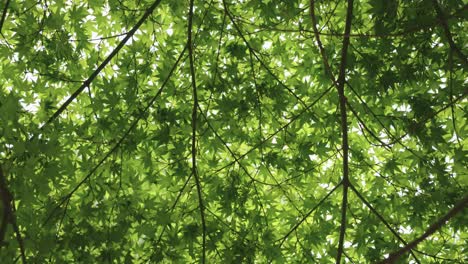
<box><xmin>40</xmin><ymin>0</ymin><xmax>164</xmax><ymax>131</ymax></box>
<box><xmin>205</xmin><ymin>84</ymin><xmax>333</xmax><ymax>180</ymax></box>
<box><xmin>43</xmin><ymin>46</ymin><xmax>187</xmax><ymax>225</ymax></box>
<box><xmin>379</xmin><ymin>194</ymin><xmax>468</xmax><ymax>263</ymax></box>
<box><xmin>350</xmin><ymin>184</ymin><xmax>416</xmax><ymax>256</ymax></box>
<box><xmin>222</xmin><ymin>0</ymin><xmax>308</xmax><ymax>109</ymax></box>
<box><xmin>1</xmin><ymin>0</ymin><xmax>465</xmax><ymax>262</ymax></box>
<box><xmin>277</xmin><ymin>182</ymin><xmax>342</xmax><ymax>247</ymax></box>
<box><xmin>431</xmin><ymin>0</ymin><xmax>467</xmax><ymax>65</ymax></box>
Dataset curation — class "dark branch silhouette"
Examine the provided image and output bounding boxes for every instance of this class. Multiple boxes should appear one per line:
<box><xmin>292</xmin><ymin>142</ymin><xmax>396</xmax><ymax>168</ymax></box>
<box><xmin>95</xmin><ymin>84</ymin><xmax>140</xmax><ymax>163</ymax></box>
<box><xmin>40</xmin><ymin>0</ymin><xmax>164</xmax><ymax>131</ymax></box>
<box><xmin>310</xmin><ymin>0</ymin><xmax>339</xmax><ymax>88</ymax></box>
<box><xmin>310</xmin><ymin>0</ymin><xmax>355</xmax><ymax>262</ymax></box>
<box><xmin>188</xmin><ymin>1</ymin><xmax>206</xmax><ymax>263</ymax></box>
<box><xmin>243</xmin><ymin>4</ymin><xmax>467</xmax><ymax>40</ymax></box>
<box><xmin>379</xmin><ymin>194</ymin><xmax>468</xmax><ymax>263</ymax></box>
<box><xmin>0</xmin><ymin>4</ymin><xmax>27</xmax><ymax>261</ymax></box>
<box><xmin>350</xmin><ymin>184</ymin><xmax>421</xmax><ymax>263</ymax></box>
<box><xmin>332</xmin><ymin>0</ymin><xmax>354</xmax><ymax>262</ymax></box>
<box><xmin>0</xmin><ymin>166</ymin><xmax>27</xmax><ymax>263</ymax></box>
<box><xmin>0</xmin><ymin>0</ymin><xmax>10</xmax><ymax>33</ymax></box>
<box><xmin>203</xmin><ymin>84</ymin><xmax>333</xmax><ymax>182</ymax></box>
<box><xmin>277</xmin><ymin>182</ymin><xmax>342</xmax><ymax>247</ymax></box>
<box><xmin>43</xmin><ymin>46</ymin><xmax>187</xmax><ymax>226</ymax></box>
<box><xmin>223</xmin><ymin>0</ymin><xmax>308</xmax><ymax>109</ymax></box>
<box><xmin>431</xmin><ymin>0</ymin><xmax>467</xmax><ymax>65</ymax></box>
<box><xmin>0</xmin><ymin>165</ymin><xmax>13</xmax><ymax>247</ymax></box>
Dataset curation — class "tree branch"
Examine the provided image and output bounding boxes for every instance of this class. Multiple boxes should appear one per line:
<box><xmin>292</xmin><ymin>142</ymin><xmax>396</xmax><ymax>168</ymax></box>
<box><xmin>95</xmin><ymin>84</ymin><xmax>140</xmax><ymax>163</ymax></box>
<box><xmin>349</xmin><ymin>184</ymin><xmax>421</xmax><ymax>263</ymax></box>
<box><xmin>309</xmin><ymin>13</ymin><xmax>353</xmax><ymax>261</ymax></box>
<box><xmin>316</xmin><ymin>0</ymin><xmax>354</xmax><ymax>262</ymax></box>
<box><xmin>431</xmin><ymin>0</ymin><xmax>467</xmax><ymax>65</ymax></box>
<box><xmin>347</xmin><ymin>102</ymin><xmax>393</xmax><ymax>150</ymax></box>
<box><xmin>43</xmin><ymin>46</ymin><xmax>187</xmax><ymax>226</ymax></box>
<box><xmin>188</xmin><ymin>1</ymin><xmax>206</xmax><ymax>263</ymax></box>
<box><xmin>40</xmin><ymin>0</ymin><xmax>163</xmax><ymax>131</ymax></box>
<box><xmin>197</xmin><ymin>106</ymin><xmax>278</xmax><ymax>186</ymax></box>
<box><xmin>0</xmin><ymin>165</ymin><xmax>12</xmax><ymax>247</ymax></box>
<box><xmin>0</xmin><ymin>166</ymin><xmax>27</xmax><ymax>263</ymax></box>
<box><xmin>0</xmin><ymin>0</ymin><xmax>10</xmax><ymax>33</ymax></box>
<box><xmin>310</xmin><ymin>0</ymin><xmax>339</xmax><ymax>88</ymax></box>
<box><xmin>277</xmin><ymin>182</ymin><xmax>342</xmax><ymax>247</ymax></box>
<box><xmin>203</xmin><ymin>84</ymin><xmax>333</xmax><ymax>182</ymax></box>
<box><xmin>223</xmin><ymin>0</ymin><xmax>308</xmax><ymax>109</ymax></box>
<box><xmin>11</xmin><ymin>208</ymin><xmax>26</xmax><ymax>264</ymax></box>
<box><xmin>379</xmin><ymin>194</ymin><xmax>468</xmax><ymax>263</ymax></box>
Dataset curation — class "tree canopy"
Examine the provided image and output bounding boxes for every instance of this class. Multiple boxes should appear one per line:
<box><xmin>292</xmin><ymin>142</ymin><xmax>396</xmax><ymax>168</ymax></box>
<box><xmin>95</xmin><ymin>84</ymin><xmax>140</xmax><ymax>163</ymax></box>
<box><xmin>0</xmin><ymin>0</ymin><xmax>467</xmax><ymax>263</ymax></box>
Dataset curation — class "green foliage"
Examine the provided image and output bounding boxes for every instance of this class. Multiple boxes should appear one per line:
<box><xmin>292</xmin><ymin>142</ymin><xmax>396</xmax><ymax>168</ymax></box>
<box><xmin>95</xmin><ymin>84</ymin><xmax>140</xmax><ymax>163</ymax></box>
<box><xmin>0</xmin><ymin>0</ymin><xmax>466</xmax><ymax>263</ymax></box>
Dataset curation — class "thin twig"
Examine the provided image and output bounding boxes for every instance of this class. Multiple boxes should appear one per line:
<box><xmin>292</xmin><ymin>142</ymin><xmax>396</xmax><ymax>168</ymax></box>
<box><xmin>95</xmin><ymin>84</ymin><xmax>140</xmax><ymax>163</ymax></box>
<box><xmin>42</xmin><ymin>45</ymin><xmax>187</xmax><ymax>226</ymax></box>
<box><xmin>310</xmin><ymin>0</ymin><xmax>339</xmax><ymax>88</ymax></box>
<box><xmin>243</xmin><ymin>3</ymin><xmax>467</xmax><ymax>40</ymax></box>
<box><xmin>222</xmin><ymin>0</ymin><xmax>308</xmax><ymax>109</ymax></box>
<box><xmin>204</xmin><ymin>84</ymin><xmax>333</xmax><ymax>183</ymax></box>
<box><xmin>39</xmin><ymin>0</ymin><xmax>164</xmax><ymax>132</ymax></box>
<box><xmin>197</xmin><ymin>107</ymin><xmax>278</xmax><ymax>186</ymax></box>
<box><xmin>277</xmin><ymin>182</ymin><xmax>342</xmax><ymax>247</ymax></box>
<box><xmin>347</xmin><ymin>102</ymin><xmax>393</xmax><ymax>150</ymax></box>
